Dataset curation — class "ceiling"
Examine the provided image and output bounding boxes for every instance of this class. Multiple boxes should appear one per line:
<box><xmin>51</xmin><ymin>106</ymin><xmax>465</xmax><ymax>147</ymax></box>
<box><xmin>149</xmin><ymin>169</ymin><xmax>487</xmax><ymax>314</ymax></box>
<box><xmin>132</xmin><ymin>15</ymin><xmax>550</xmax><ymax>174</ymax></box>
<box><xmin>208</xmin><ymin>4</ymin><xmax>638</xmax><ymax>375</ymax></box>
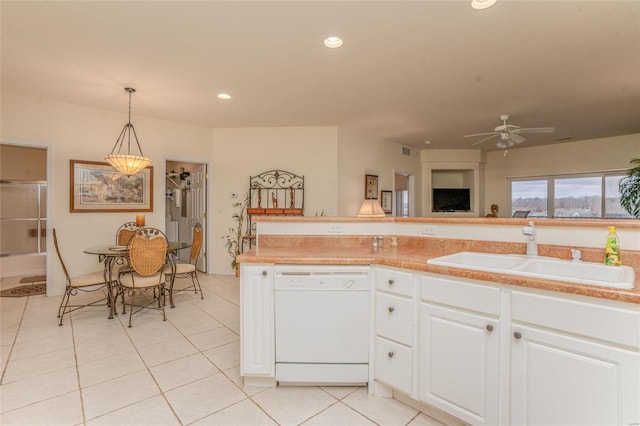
<box><xmin>2</xmin><ymin>1</ymin><xmax>639</xmax><ymax>151</ymax></box>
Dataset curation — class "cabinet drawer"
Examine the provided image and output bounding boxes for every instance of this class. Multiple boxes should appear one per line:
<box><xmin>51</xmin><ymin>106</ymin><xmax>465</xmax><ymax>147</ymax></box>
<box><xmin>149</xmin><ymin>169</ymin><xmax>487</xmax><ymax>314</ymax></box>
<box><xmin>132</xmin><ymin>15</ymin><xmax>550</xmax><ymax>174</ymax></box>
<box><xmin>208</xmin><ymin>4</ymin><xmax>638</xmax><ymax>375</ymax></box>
<box><xmin>376</xmin><ymin>292</ymin><xmax>413</xmax><ymax>346</ymax></box>
<box><xmin>376</xmin><ymin>267</ymin><xmax>413</xmax><ymax>297</ymax></box>
<box><xmin>420</xmin><ymin>274</ymin><xmax>501</xmax><ymax>316</ymax></box>
<box><xmin>375</xmin><ymin>336</ymin><xmax>412</xmax><ymax>395</ymax></box>
<box><xmin>512</xmin><ymin>290</ymin><xmax>640</xmax><ymax>348</ymax></box>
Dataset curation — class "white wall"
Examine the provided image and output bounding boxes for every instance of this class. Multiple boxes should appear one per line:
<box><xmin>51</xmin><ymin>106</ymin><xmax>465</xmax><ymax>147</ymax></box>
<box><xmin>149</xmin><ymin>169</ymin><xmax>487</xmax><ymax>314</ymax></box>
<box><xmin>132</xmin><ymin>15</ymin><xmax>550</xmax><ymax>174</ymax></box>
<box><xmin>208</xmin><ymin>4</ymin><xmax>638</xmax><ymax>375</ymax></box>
<box><xmin>337</xmin><ymin>128</ymin><xmax>422</xmax><ymax>216</ymax></box>
<box><xmin>484</xmin><ymin>134</ymin><xmax>640</xmax><ymax>217</ymax></box>
<box><xmin>211</xmin><ymin>126</ymin><xmax>339</xmax><ymax>273</ymax></box>
<box><xmin>1</xmin><ymin>93</ymin><xmax>213</xmax><ymax>295</ymax></box>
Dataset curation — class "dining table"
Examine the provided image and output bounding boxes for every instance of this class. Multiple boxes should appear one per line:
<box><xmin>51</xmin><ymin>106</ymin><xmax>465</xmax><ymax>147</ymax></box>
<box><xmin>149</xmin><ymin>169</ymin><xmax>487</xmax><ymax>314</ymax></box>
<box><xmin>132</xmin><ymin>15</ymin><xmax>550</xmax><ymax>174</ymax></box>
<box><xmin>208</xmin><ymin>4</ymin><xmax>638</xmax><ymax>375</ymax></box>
<box><xmin>84</xmin><ymin>241</ymin><xmax>192</xmax><ymax>318</ymax></box>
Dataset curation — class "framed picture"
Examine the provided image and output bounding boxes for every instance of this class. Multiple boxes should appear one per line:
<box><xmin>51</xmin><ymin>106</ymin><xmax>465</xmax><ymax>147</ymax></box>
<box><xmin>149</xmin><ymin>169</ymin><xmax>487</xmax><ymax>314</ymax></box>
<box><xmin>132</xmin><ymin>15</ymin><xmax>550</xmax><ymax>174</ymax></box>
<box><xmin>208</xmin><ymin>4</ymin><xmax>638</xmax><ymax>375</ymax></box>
<box><xmin>365</xmin><ymin>174</ymin><xmax>378</xmax><ymax>199</ymax></box>
<box><xmin>381</xmin><ymin>190</ymin><xmax>393</xmax><ymax>214</ymax></box>
<box><xmin>70</xmin><ymin>160</ymin><xmax>153</xmax><ymax>212</ymax></box>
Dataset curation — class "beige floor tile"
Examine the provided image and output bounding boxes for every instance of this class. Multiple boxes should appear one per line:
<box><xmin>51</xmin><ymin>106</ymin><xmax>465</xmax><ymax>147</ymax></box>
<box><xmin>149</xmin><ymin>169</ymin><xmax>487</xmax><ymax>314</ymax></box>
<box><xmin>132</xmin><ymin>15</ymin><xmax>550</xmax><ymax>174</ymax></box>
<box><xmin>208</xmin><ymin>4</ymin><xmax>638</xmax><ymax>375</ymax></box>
<box><xmin>150</xmin><ymin>352</ymin><xmax>219</xmax><ymax>391</ymax></box>
<box><xmin>303</xmin><ymin>401</ymin><xmax>377</xmax><ymax>425</ymax></box>
<box><xmin>0</xmin><ymin>366</ymin><xmax>78</xmax><ymax>412</ymax></box>
<box><xmin>166</xmin><ymin>305</ymin><xmax>223</xmax><ymax>336</ymax></box>
<box><xmin>74</xmin><ymin>333</ymin><xmax>135</xmax><ymax>364</ymax></box>
<box><xmin>203</xmin><ymin>340</ymin><xmax>240</xmax><ymax>370</ymax></box>
<box><xmin>164</xmin><ymin>372</ymin><xmax>247</xmax><ymax>424</ymax></box>
<box><xmin>342</xmin><ymin>388</ymin><xmax>419</xmax><ymax>426</ymax></box>
<box><xmin>136</xmin><ymin>334</ymin><xmax>198</xmax><ymax>367</ymax></box>
<box><xmin>0</xmin><ymin>390</ymin><xmax>83</xmax><ymax>426</ymax></box>
<box><xmin>81</xmin><ymin>370</ymin><xmax>160</xmax><ymax>420</ymax></box>
<box><xmin>9</xmin><ymin>331</ymin><xmax>74</xmax><ymax>360</ymax></box>
<box><xmin>3</xmin><ymin>346</ymin><xmax>75</xmax><ymax>383</ymax></box>
<box><xmin>222</xmin><ymin>366</ymin><xmax>269</xmax><ymax>397</ymax></box>
<box><xmin>252</xmin><ymin>386</ymin><xmax>337</xmax><ymax>426</ymax></box>
<box><xmin>123</xmin><ymin>318</ymin><xmax>182</xmax><ymax>348</ymax></box>
<box><xmin>14</xmin><ymin>321</ymin><xmax>72</xmax><ymax>343</ymax></box>
<box><xmin>78</xmin><ymin>350</ymin><xmax>146</xmax><ymax>388</ymax></box>
<box><xmin>187</xmin><ymin>325</ymin><xmax>239</xmax><ymax>351</ymax></box>
<box><xmin>86</xmin><ymin>395</ymin><xmax>180</xmax><ymax>426</ymax></box>
<box><xmin>192</xmin><ymin>398</ymin><xmax>277</xmax><ymax>426</ymax></box>
<box><xmin>408</xmin><ymin>413</ymin><xmax>447</xmax><ymax>426</ymax></box>
<box><xmin>320</xmin><ymin>386</ymin><xmax>362</xmax><ymax>400</ymax></box>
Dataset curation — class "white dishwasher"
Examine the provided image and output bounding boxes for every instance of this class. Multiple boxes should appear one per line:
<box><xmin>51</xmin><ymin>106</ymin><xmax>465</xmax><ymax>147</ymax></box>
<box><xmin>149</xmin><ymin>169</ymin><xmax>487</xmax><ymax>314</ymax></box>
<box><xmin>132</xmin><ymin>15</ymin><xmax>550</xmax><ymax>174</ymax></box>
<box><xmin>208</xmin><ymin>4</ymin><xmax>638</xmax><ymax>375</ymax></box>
<box><xmin>274</xmin><ymin>265</ymin><xmax>370</xmax><ymax>385</ymax></box>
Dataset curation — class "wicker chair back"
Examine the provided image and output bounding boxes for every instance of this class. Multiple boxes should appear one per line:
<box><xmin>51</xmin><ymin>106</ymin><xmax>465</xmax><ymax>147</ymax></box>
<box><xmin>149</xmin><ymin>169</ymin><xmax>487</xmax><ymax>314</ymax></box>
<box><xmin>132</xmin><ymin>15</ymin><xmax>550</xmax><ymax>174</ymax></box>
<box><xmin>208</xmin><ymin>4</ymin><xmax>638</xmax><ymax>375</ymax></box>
<box><xmin>128</xmin><ymin>228</ymin><xmax>168</xmax><ymax>276</ymax></box>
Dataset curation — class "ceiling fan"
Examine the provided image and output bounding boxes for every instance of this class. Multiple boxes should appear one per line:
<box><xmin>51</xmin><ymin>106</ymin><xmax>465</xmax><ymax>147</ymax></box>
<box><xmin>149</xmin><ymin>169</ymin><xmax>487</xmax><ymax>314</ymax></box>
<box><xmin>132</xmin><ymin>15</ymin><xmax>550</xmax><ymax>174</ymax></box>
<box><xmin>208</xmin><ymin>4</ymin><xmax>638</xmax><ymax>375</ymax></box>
<box><xmin>464</xmin><ymin>114</ymin><xmax>555</xmax><ymax>149</ymax></box>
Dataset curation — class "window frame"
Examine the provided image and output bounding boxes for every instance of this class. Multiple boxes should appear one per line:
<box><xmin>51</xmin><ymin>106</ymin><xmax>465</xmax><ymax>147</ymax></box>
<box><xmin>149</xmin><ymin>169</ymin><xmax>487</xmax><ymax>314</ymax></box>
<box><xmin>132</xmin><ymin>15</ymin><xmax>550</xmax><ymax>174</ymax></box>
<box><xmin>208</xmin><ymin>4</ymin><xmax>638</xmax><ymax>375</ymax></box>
<box><xmin>508</xmin><ymin>170</ymin><xmax>630</xmax><ymax>219</ymax></box>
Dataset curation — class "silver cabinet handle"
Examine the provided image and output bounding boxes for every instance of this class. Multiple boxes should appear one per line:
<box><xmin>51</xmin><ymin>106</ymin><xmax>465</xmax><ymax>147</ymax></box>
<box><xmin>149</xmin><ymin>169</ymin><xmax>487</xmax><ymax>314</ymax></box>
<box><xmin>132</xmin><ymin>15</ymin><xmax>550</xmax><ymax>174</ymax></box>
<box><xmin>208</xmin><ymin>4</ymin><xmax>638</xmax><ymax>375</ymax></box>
<box><xmin>486</xmin><ymin>324</ymin><xmax>494</xmax><ymax>332</ymax></box>
<box><xmin>513</xmin><ymin>331</ymin><xmax>522</xmax><ymax>339</ymax></box>
<box><xmin>262</xmin><ymin>270</ymin><xmax>267</xmax><ymax>277</ymax></box>
<box><xmin>388</xmin><ymin>279</ymin><xmax>395</xmax><ymax>285</ymax></box>
<box><xmin>388</xmin><ymin>306</ymin><xmax>395</xmax><ymax>313</ymax></box>
<box><xmin>388</xmin><ymin>352</ymin><xmax>394</xmax><ymax>358</ymax></box>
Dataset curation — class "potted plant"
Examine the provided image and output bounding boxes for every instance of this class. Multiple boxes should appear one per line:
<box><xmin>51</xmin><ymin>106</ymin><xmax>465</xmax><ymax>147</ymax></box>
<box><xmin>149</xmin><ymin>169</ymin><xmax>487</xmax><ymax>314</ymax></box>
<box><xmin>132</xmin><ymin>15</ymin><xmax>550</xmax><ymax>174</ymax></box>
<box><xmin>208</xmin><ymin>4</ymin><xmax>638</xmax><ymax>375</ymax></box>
<box><xmin>619</xmin><ymin>158</ymin><xmax>640</xmax><ymax>218</ymax></box>
<box><xmin>223</xmin><ymin>192</ymin><xmax>250</xmax><ymax>276</ymax></box>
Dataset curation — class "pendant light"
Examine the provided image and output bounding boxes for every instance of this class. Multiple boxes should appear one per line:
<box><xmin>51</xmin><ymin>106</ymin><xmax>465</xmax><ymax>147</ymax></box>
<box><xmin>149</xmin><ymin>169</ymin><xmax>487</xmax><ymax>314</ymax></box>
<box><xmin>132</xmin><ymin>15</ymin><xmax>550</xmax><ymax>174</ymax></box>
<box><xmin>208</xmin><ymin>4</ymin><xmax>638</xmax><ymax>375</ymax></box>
<box><xmin>105</xmin><ymin>87</ymin><xmax>152</xmax><ymax>176</ymax></box>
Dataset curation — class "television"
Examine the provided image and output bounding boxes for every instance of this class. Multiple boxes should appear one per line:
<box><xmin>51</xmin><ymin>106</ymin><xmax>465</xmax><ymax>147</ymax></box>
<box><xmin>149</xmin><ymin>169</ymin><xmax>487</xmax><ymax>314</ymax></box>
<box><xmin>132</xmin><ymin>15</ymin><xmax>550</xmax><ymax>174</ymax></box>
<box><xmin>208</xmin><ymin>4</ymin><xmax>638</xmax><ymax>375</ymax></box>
<box><xmin>432</xmin><ymin>188</ymin><xmax>471</xmax><ymax>212</ymax></box>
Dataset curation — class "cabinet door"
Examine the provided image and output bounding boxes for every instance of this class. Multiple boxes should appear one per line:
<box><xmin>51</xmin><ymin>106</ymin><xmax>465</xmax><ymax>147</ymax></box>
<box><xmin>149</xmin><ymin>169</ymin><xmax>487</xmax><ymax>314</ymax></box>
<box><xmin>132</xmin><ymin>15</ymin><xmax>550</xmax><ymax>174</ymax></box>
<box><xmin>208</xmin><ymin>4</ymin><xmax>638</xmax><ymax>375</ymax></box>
<box><xmin>419</xmin><ymin>303</ymin><xmax>500</xmax><ymax>425</ymax></box>
<box><xmin>511</xmin><ymin>324</ymin><xmax>640</xmax><ymax>426</ymax></box>
<box><xmin>240</xmin><ymin>265</ymin><xmax>274</xmax><ymax>376</ymax></box>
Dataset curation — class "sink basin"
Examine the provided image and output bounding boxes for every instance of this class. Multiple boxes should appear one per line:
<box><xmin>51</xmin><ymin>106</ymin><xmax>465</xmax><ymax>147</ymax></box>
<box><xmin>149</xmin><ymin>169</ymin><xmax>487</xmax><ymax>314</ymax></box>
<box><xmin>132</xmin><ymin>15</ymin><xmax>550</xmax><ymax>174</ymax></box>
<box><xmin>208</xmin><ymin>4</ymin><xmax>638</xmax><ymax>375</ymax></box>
<box><xmin>427</xmin><ymin>251</ymin><xmax>636</xmax><ymax>289</ymax></box>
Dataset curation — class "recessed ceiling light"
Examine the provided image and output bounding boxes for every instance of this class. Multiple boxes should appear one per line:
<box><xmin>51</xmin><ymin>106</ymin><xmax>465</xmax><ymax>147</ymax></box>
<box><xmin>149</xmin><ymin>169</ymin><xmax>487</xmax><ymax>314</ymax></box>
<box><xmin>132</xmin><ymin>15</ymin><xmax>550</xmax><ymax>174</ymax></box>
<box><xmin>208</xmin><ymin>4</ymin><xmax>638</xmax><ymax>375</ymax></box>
<box><xmin>471</xmin><ymin>0</ymin><xmax>497</xmax><ymax>10</ymax></box>
<box><xmin>217</xmin><ymin>93</ymin><xmax>231</xmax><ymax>100</ymax></box>
<box><xmin>323</xmin><ymin>36</ymin><xmax>343</xmax><ymax>49</ymax></box>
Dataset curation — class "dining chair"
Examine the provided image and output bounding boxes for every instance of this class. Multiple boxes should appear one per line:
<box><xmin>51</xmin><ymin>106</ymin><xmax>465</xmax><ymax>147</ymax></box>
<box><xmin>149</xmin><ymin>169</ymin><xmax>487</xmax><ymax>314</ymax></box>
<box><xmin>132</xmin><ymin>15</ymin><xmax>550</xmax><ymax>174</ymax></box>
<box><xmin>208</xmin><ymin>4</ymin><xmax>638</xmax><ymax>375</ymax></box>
<box><xmin>116</xmin><ymin>221</ymin><xmax>140</xmax><ymax>245</ymax></box>
<box><xmin>53</xmin><ymin>228</ymin><xmax>112</xmax><ymax>326</ymax></box>
<box><xmin>165</xmin><ymin>222</ymin><xmax>204</xmax><ymax>303</ymax></box>
<box><xmin>117</xmin><ymin>227</ymin><xmax>169</xmax><ymax>327</ymax></box>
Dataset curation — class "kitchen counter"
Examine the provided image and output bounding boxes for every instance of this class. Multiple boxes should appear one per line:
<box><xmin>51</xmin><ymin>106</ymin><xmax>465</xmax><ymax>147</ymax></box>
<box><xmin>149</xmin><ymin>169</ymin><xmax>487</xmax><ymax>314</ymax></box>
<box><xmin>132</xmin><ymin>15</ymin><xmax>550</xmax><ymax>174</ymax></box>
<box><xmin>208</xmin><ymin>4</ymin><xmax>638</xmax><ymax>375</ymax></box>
<box><xmin>238</xmin><ymin>242</ymin><xmax>640</xmax><ymax>305</ymax></box>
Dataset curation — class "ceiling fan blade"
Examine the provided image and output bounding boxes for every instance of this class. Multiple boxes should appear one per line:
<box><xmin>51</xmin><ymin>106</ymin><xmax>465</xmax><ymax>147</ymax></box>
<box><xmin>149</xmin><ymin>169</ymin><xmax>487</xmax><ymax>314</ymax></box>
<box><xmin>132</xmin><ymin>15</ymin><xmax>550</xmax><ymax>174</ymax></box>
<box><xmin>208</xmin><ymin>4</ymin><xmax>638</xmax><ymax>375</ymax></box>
<box><xmin>509</xmin><ymin>133</ymin><xmax>526</xmax><ymax>144</ymax></box>
<box><xmin>464</xmin><ymin>132</ymin><xmax>497</xmax><ymax>138</ymax></box>
<box><xmin>514</xmin><ymin>127</ymin><xmax>555</xmax><ymax>134</ymax></box>
<box><xmin>471</xmin><ymin>134</ymin><xmax>498</xmax><ymax>146</ymax></box>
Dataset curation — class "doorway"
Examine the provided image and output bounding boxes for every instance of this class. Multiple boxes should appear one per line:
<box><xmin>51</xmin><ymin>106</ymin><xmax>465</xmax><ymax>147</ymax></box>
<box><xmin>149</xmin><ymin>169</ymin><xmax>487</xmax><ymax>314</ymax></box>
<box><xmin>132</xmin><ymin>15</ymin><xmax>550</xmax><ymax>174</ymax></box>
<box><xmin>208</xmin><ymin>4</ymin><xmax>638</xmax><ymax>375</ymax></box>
<box><xmin>165</xmin><ymin>160</ymin><xmax>207</xmax><ymax>272</ymax></box>
<box><xmin>394</xmin><ymin>171</ymin><xmax>415</xmax><ymax>217</ymax></box>
<box><xmin>0</xmin><ymin>143</ymin><xmax>48</xmax><ymax>290</ymax></box>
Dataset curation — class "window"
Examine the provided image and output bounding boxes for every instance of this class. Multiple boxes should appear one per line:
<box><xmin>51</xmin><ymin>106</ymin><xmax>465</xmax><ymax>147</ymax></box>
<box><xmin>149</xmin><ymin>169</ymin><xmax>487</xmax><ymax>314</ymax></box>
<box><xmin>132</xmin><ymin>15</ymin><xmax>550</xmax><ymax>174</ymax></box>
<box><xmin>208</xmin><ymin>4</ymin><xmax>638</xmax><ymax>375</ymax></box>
<box><xmin>554</xmin><ymin>176</ymin><xmax>601</xmax><ymax>218</ymax></box>
<box><xmin>509</xmin><ymin>172</ymin><xmax>632</xmax><ymax>219</ymax></box>
<box><xmin>510</xmin><ymin>179</ymin><xmax>548</xmax><ymax>218</ymax></box>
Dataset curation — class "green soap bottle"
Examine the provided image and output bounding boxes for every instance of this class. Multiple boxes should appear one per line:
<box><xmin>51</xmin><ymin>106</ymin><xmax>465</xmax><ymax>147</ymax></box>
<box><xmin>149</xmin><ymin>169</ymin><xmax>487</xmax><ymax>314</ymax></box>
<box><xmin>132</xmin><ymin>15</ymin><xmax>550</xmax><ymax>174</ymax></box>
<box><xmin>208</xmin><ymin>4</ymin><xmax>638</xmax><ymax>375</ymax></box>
<box><xmin>604</xmin><ymin>226</ymin><xmax>622</xmax><ymax>266</ymax></box>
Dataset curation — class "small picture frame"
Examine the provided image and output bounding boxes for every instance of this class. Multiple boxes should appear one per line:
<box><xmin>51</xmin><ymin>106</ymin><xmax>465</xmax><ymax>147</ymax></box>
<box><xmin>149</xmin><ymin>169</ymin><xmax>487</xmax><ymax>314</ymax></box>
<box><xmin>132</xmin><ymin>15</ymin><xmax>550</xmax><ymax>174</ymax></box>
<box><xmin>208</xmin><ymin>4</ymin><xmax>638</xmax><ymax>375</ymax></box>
<box><xmin>381</xmin><ymin>190</ymin><xmax>392</xmax><ymax>214</ymax></box>
<box><xmin>365</xmin><ymin>174</ymin><xmax>378</xmax><ymax>199</ymax></box>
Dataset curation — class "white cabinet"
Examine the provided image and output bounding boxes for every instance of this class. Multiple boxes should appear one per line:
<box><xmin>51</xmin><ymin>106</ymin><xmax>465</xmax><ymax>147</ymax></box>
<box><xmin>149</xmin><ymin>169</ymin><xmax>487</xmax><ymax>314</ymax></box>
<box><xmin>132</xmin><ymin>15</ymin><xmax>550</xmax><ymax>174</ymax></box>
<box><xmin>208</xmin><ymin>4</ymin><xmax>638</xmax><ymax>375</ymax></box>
<box><xmin>511</xmin><ymin>290</ymin><xmax>640</xmax><ymax>425</ymax></box>
<box><xmin>374</xmin><ymin>267</ymin><xmax>415</xmax><ymax>395</ymax></box>
<box><xmin>419</xmin><ymin>275</ymin><xmax>501</xmax><ymax>425</ymax></box>
<box><xmin>240</xmin><ymin>264</ymin><xmax>275</xmax><ymax>380</ymax></box>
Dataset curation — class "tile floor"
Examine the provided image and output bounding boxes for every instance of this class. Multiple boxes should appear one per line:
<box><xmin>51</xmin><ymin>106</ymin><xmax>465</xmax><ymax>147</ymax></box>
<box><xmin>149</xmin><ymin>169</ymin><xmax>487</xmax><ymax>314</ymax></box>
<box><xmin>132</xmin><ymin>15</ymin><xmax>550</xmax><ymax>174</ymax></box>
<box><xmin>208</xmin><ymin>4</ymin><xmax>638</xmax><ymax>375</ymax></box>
<box><xmin>0</xmin><ymin>273</ymin><xmax>444</xmax><ymax>426</ymax></box>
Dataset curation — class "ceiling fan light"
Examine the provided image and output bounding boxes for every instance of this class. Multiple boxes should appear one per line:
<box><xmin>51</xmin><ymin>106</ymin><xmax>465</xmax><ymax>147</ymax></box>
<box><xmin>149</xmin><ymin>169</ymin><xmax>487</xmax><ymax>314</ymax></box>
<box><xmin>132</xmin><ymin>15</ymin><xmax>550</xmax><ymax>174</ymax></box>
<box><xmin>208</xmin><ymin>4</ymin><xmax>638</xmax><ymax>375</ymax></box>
<box><xmin>496</xmin><ymin>141</ymin><xmax>508</xmax><ymax>149</ymax></box>
<box><xmin>471</xmin><ymin>0</ymin><xmax>497</xmax><ymax>10</ymax></box>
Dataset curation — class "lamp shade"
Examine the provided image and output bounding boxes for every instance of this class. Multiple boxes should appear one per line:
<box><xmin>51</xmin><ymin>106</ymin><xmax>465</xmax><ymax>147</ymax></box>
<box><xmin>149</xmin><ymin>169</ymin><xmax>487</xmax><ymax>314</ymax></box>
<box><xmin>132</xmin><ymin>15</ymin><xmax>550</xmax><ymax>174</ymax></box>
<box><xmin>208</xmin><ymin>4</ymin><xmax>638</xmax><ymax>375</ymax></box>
<box><xmin>106</xmin><ymin>88</ymin><xmax>152</xmax><ymax>176</ymax></box>
<box><xmin>357</xmin><ymin>199</ymin><xmax>386</xmax><ymax>217</ymax></box>
<box><xmin>105</xmin><ymin>154</ymin><xmax>152</xmax><ymax>176</ymax></box>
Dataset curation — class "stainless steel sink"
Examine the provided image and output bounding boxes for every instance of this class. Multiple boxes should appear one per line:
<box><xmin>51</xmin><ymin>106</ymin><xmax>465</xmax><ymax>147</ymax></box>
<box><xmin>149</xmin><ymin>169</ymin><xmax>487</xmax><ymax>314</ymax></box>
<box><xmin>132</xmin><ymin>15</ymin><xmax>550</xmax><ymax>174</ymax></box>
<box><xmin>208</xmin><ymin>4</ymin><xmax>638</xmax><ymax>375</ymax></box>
<box><xmin>427</xmin><ymin>251</ymin><xmax>636</xmax><ymax>289</ymax></box>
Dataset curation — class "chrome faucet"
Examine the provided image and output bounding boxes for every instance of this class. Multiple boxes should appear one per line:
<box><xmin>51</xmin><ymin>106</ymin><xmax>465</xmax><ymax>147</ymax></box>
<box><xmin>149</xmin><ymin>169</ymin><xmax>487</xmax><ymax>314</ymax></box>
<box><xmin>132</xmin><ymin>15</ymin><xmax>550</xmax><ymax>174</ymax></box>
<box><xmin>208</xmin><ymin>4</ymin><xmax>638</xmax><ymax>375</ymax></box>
<box><xmin>522</xmin><ymin>221</ymin><xmax>538</xmax><ymax>256</ymax></box>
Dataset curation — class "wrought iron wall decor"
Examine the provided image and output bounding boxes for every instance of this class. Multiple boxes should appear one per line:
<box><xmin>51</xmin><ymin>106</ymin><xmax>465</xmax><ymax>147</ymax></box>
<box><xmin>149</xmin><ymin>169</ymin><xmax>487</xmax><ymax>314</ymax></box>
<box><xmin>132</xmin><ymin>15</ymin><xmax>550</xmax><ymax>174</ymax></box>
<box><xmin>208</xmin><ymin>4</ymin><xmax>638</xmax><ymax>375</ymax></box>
<box><xmin>244</xmin><ymin>169</ymin><xmax>304</xmax><ymax>250</ymax></box>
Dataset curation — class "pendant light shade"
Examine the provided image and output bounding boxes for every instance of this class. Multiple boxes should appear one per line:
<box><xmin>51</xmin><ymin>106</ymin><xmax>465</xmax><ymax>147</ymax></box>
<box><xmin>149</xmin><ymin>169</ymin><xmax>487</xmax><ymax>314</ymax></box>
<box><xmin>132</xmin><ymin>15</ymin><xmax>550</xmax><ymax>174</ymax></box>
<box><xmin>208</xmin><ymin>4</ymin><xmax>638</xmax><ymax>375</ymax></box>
<box><xmin>105</xmin><ymin>87</ymin><xmax>152</xmax><ymax>176</ymax></box>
